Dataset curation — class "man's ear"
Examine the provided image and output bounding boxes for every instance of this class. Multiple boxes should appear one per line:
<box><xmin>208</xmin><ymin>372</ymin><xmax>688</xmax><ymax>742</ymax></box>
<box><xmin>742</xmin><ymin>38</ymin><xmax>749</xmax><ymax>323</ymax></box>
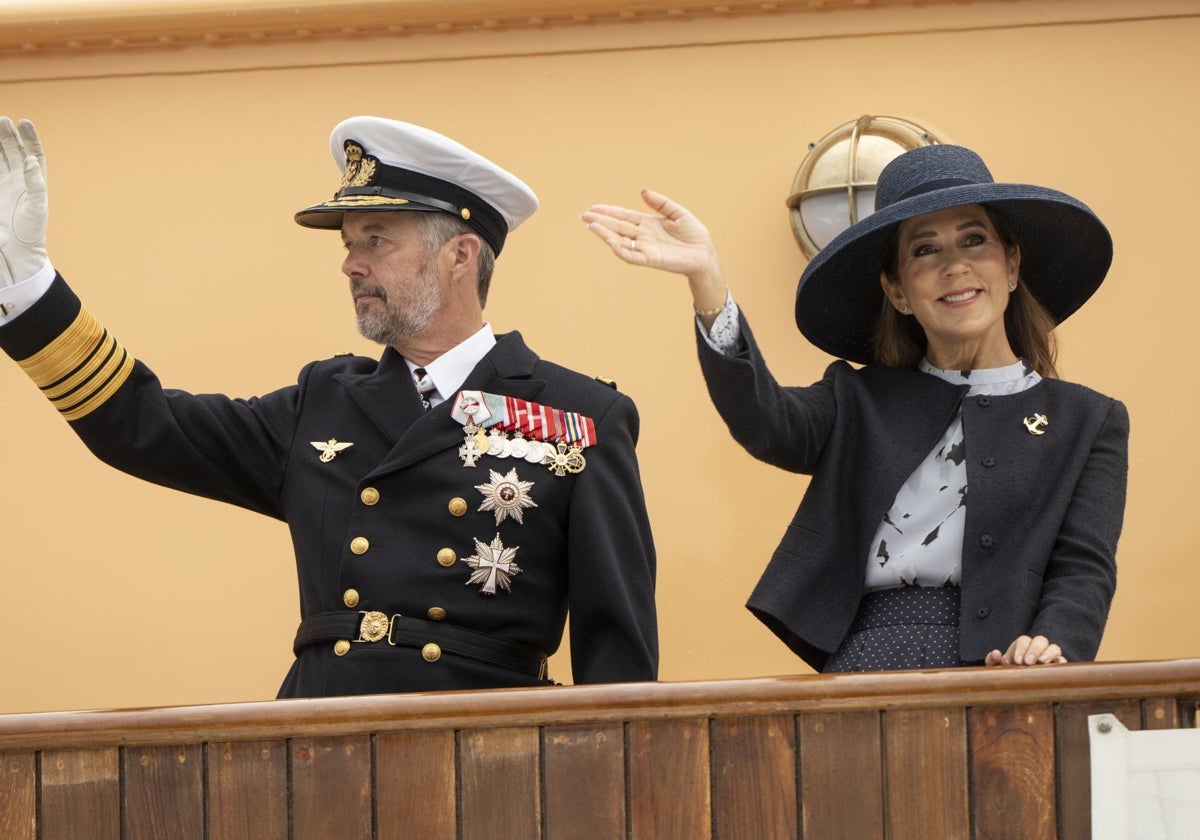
<box><xmin>447</xmin><ymin>232</ymin><xmax>483</xmax><ymax>280</ymax></box>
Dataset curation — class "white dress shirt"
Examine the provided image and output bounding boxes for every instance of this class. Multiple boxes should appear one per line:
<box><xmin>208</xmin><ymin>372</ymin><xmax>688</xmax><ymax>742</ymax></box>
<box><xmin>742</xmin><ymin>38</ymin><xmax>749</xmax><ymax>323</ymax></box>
<box><xmin>402</xmin><ymin>323</ymin><xmax>497</xmax><ymax>408</ymax></box>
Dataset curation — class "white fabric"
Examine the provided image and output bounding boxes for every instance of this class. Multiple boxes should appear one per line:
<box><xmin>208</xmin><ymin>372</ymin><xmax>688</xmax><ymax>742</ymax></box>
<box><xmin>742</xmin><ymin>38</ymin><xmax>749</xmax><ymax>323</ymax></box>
<box><xmin>1089</xmin><ymin>713</ymin><xmax>1200</xmax><ymax>839</ymax></box>
<box><xmin>0</xmin><ymin>118</ymin><xmax>50</xmax><ymax>289</ymax></box>
<box><xmin>329</xmin><ymin>117</ymin><xmax>538</xmax><ymax>231</ymax></box>
<box><xmin>0</xmin><ymin>260</ymin><xmax>55</xmax><ymax>324</ymax></box>
<box><xmin>403</xmin><ymin>323</ymin><xmax>496</xmax><ymax>408</ymax></box>
<box><xmin>695</xmin><ymin>290</ymin><xmax>740</xmax><ymax>352</ymax></box>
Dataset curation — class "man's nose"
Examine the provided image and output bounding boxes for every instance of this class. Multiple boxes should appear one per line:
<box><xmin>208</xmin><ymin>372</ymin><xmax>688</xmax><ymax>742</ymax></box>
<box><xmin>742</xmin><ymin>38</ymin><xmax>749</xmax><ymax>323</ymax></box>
<box><xmin>342</xmin><ymin>250</ymin><xmax>365</xmax><ymax>278</ymax></box>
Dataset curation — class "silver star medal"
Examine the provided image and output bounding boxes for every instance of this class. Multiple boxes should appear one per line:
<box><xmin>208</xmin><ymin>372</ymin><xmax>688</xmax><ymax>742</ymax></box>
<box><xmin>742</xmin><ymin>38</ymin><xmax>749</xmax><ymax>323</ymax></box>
<box><xmin>475</xmin><ymin>468</ymin><xmax>537</xmax><ymax>525</ymax></box>
<box><xmin>462</xmin><ymin>533</ymin><xmax>522</xmax><ymax>595</ymax></box>
<box><xmin>311</xmin><ymin>439</ymin><xmax>354</xmax><ymax>463</ymax></box>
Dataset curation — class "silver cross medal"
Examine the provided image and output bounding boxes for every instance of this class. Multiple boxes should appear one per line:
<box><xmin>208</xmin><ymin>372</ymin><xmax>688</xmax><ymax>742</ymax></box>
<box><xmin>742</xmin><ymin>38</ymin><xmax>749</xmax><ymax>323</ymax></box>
<box><xmin>462</xmin><ymin>534</ymin><xmax>522</xmax><ymax>595</ymax></box>
<box><xmin>459</xmin><ymin>420</ymin><xmax>484</xmax><ymax>466</ymax></box>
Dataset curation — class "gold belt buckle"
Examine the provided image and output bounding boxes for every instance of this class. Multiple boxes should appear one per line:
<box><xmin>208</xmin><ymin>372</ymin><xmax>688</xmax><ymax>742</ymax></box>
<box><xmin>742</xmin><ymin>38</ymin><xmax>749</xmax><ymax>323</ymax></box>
<box><xmin>356</xmin><ymin>610</ymin><xmax>392</xmax><ymax>643</ymax></box>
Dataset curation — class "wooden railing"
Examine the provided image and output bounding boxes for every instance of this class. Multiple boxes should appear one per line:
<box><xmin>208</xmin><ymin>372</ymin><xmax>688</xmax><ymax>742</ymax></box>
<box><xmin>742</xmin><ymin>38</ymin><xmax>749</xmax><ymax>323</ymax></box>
<box><xmin>1</xmin><ymin>659</ymin><xmax>1198</xmax><ymax>839</ymax></box>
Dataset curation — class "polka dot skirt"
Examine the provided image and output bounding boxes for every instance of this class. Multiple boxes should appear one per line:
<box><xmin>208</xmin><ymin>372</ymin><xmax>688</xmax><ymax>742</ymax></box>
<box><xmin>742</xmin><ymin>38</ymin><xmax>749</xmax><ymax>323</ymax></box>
<box><xmin>824</xmin><ymin>586</ymin><xmax>964</xmax><ymax>673</ymax></box>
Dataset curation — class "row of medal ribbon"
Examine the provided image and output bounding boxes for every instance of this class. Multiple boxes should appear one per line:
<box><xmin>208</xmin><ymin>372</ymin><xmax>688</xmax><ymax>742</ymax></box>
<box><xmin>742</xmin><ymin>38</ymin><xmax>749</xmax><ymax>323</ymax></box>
<box><xmin>450</xmin><ymin>389</ymin><xmax>597</xmax><ymax>473</ymax></box>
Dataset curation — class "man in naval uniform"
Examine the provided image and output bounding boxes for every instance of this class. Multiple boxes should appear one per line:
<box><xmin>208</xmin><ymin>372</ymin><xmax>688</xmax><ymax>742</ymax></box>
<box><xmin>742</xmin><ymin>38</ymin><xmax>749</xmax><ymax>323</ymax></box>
<box><xmin>0</xmin><ymin>115</ymin><xmax>658</xmax><ymax>696</ymax></box>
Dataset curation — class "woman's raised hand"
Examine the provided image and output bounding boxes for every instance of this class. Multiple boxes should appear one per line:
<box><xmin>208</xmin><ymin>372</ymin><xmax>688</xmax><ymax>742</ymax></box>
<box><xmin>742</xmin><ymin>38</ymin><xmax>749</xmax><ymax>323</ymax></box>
<box><xmin>582</xmin><ymin>190</ymin><xmax>722</xmax><ymax>283</ymax></box>
<box><xmin>582</xmin><ymin>190</ymin><xmax>728</xmax><ymax>319</ymax></box>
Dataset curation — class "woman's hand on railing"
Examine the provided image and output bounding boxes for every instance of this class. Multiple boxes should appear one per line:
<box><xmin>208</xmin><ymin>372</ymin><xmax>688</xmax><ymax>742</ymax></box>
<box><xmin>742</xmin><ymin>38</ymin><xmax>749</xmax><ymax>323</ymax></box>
<box><xmin>986</xmin><ymin>635</ymin><xmax>1068</xmax><ymax>666</ymax></box>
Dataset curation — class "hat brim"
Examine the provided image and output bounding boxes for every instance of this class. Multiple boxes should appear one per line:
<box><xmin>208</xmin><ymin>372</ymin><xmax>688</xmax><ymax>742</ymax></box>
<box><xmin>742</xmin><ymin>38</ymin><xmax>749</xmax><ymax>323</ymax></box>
<box><xmin>295</xmin><ymin>195</ymin><xmax>430</xmax><ymax>229</ymax></box>
<box><xmin>794</xmin><ymin>183</ymin><xmax>1113</xmax><ymax>365</ymax></box>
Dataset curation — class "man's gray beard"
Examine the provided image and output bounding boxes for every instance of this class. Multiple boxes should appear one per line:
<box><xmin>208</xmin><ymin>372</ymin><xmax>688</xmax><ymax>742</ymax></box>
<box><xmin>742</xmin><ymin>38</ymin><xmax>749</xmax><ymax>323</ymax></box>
<box><xmin>355</xmin><ymin>264</ymin><xmax>442</xmax><ymax>347</ymax></box>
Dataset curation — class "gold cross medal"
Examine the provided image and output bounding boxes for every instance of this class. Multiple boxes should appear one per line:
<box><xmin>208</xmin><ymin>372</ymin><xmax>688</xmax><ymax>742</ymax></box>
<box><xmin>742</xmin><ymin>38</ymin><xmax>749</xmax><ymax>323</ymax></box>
<box><xmin>546</xmin><ymin>441</ymin><xmax>587</xmax><ymax>477</ymax></box>
<box><xmin>542</xmin><ymin>409</ymin><xmax>597</xmax><ymax>476</ymax></box>
<box><xmin>462</xmin><ymin>533</ymin><xmax>522</xmax><ymax>595</ymax></box>
<box><xmin>311</xmin><ymin>439</ymin><xmax>354</xmax><ymax>463</ymax></box>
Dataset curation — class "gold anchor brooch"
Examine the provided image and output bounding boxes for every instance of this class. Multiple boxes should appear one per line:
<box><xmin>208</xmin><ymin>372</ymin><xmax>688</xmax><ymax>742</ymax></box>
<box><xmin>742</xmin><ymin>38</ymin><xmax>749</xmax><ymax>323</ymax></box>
<box><xmin>1022</xmin><ymin>414</ymin><xmax>1048</xmax><ymax>436</ymax></box>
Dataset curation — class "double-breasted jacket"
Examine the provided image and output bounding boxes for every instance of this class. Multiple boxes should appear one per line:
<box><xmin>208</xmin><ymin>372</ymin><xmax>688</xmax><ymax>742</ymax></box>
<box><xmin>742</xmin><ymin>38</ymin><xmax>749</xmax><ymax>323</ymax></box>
<box><xmin>2</xmin><ymin>276</ymin><xmax>659</xmax><ymax>696</ymax></box>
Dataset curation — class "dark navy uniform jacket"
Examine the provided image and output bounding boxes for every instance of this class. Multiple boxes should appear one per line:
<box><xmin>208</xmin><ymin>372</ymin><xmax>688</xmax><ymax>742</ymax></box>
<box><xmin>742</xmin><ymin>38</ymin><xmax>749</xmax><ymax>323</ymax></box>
<box><xmin>2</xmin><ymin>276</ymin><xmax>659</xmax><ymax>696</ymax></box>
<box><xmin>697</xmin><ymin>313</ymin><xmax>1127</xmax><ymax>672</ymax></box>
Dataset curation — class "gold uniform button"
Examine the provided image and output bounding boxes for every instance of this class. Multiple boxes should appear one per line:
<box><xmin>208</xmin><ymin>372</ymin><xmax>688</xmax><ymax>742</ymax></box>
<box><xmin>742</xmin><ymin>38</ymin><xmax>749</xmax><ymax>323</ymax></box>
<box><xmin>422</xmin><ymin>643</ymin><xmax>442</xmax><ymax>663</ymax></box>
<box><xmin>448</xmin><ymin>497</ymin><xmax>468</xmax><ymax>516</ymax></box>
<box><xmin>436</xmin><ymin>548</ymin><xmax>457</xmax><ymax>568</ymax></box>
<box><xmin>360</xmin><ymin>487</ymin><xmax>380</xmax><ymax>506</ymax></box>
<box><xmin>427</xmin><ymin>607</ymin><xmax>447</xmax><ymax>621</ymax></box>
<box><xmin>333</xmin><ymin>640</ymin><xmax>351</xmax><ymax>656</ymax></box>
<box><xmin>350</xmin><ymin>537</ymin><xmax>369</xmax><ymax>555</ymax></box>
<box><xmin>343</xmin><ymin>589</ymin><xmax>360</xmax><ymax>608</ymax></box>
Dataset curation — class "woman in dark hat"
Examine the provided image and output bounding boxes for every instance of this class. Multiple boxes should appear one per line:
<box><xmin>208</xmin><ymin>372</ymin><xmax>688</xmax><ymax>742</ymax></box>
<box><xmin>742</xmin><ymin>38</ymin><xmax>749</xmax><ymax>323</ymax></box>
<box><xmin>582</xmin><ymin>144</ymin><xmax>1128</xmax><ymax>672</ymax></box>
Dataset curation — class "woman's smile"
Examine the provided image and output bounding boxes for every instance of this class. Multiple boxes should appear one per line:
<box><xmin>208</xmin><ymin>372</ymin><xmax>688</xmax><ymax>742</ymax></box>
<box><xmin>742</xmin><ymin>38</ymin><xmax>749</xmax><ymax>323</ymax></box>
<box><xmin>939</xmin><ymin>288</ymin><xmax>982</xmax><ymax>305</ymax></box>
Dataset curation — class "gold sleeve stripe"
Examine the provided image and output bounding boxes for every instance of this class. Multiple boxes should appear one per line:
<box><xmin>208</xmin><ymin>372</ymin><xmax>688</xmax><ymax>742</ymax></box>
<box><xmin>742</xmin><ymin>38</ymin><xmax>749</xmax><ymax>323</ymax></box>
<box><xmin>16</xmin><ymin>307</ymin><xmax>136</xmax><ymax>421</ymax></box>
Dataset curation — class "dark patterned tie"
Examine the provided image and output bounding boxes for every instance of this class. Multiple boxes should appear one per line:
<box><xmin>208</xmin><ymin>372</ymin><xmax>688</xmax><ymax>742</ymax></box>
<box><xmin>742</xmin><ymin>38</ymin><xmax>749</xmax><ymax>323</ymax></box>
<box><xmin>413</xmin><ymin>367</ymin><xmax>436</xmax><ymax>410</ymax></box>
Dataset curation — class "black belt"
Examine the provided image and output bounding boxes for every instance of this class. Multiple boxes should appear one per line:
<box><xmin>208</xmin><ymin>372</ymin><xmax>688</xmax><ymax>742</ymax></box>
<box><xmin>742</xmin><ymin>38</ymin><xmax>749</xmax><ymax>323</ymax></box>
<box><xmin>294</xmin><ymin>611</ymin><xmax>550</xmax><ymax>680</ymax></box>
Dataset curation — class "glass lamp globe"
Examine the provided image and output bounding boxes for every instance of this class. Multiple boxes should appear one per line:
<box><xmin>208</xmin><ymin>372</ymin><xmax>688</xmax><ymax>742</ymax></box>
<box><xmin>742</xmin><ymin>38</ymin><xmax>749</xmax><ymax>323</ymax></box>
<box><xmin>786</xmin><ymin>115</ymin><xmax>943</xmax><ymax>259</ymax></box>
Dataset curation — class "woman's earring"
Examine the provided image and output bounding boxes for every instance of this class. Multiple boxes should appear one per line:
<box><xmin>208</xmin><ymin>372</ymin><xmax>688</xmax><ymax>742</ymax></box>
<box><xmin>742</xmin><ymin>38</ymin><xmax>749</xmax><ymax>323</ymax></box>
<box><xmin>1008</xmin><ymin>280</ymin><xmax>1017</xmax><ymax>292</ymax></box>
<box><xmin>900</xmin><ymin>304</ymin><xmax>911</xmax><ymax>315</ymax></box>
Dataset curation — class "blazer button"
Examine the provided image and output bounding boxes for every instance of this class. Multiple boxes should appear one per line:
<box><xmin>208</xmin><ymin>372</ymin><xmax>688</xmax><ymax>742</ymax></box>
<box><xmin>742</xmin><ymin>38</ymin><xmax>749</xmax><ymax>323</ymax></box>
<box><xmin>979</xmin><ymin>534</ymin><xmax>993</xmax><ymax>548</ymax></box>
<box><xmin>448</xmin><ymin>497</ymin><xmax>468</xmax><ymax>516</ymax></box>
<box><xmin>422</xmin><ymin>643</ymin><xmax>442</xmax><ymax>663</ymax></box>
<box><xmin>360</xmin><ymin>487</ymin><xmax>380</xmax><ymax>506</ymax></box>
<box><xmin>427</xmin><ymin>607</ymin><xmax>447</xmax><ymax>621</ymax></box>
<box><xmin>343</xmin><ymin>588</ymin><xmax>360</xmax><ymax>608</ymax></box>
<box><xmin>350</xmin><ymin>537</ymin><xmax>370</xmax><ymax>555</ymax></box>
<box><xmin>976</xmin><ymin>396</ymin><xmax>992</xmax><ymax>407</ymax></box>
<box><xmin>436</xmin><ymin>548</ymin><xmax>457</xmax><ymax>568</ymax></box>
<box><xmin>982</xmin><ymin>457</ymin><xmax>996</xmax><ymax>468</ymax></box>
<box><xmin>976</xmin><ymin>607</ymin><xmax>990</xmax><ymax>619</ymax></box>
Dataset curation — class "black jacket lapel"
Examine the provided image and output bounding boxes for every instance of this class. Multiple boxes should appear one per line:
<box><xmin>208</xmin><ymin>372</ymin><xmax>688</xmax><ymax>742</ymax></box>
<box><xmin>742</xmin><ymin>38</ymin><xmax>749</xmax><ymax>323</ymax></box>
<box><xmin>333</xmin><ymin>347</ymin><xmax>426</xmax><ymax>444</ymax></box>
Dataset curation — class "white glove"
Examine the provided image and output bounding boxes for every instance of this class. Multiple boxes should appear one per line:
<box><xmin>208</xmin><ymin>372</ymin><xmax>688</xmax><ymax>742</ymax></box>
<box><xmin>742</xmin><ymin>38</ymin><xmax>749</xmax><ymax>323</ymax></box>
<box><xmin>0</xmin><ymin>117</ymin><xmax>49</xmax><ymax>288</ymax></box>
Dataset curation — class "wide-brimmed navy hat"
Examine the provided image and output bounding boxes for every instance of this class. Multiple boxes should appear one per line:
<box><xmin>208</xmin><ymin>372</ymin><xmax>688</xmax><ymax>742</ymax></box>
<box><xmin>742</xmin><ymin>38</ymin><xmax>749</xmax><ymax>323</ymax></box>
<box><xmin>794</xmin><ymin>144</ymin><xmax>1112</xmax><ymax>364</ymax></box>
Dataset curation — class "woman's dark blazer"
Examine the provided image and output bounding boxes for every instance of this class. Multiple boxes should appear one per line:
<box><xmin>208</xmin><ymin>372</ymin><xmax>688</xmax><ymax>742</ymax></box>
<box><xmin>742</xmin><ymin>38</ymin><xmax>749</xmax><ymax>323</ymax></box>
<box><xmin>697</xmin><ymin>313</ymin><xmax>1129</xmax><ymax>672</ymax></box>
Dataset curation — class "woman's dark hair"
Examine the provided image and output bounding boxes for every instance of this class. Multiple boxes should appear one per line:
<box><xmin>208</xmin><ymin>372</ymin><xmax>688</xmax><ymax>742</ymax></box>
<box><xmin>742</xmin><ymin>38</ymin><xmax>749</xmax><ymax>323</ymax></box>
<box><xmin>873</xmin><ymin>205</ymin><xmax>1059</xmax><ymax>377</ymax></box>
